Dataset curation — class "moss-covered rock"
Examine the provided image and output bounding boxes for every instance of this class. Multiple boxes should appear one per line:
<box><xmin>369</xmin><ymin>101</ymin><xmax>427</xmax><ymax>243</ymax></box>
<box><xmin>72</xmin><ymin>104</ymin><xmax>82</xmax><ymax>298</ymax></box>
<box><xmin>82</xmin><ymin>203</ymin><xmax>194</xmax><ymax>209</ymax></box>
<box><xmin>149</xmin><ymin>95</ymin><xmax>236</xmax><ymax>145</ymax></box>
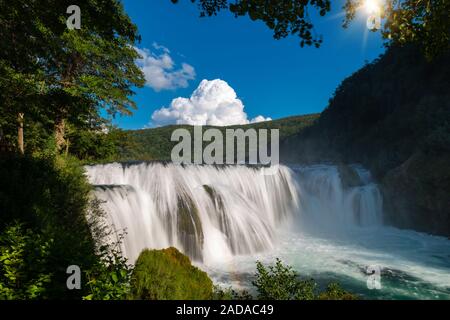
<box><xmin>130</xmin><ymin>247</ymin><xmax>213</xmax><ymax>300</ymax></box>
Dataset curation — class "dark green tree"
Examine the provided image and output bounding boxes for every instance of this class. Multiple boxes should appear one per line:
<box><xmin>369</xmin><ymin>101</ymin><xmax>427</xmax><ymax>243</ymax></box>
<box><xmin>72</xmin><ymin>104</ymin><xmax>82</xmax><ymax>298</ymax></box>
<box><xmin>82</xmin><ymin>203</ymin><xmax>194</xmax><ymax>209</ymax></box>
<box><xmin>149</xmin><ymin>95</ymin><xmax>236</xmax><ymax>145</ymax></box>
<box><xmin>172</xmin><ymin>0</ymin><xmax>331</xmax><ymax>48</ymax></box>
<box><xmin>0</xmin><ymin>0</ymin><xmax>145</xmax><ymax>153</ymax></box>
<box><xmin>37</xmin><ymin>0</ymin><xmax>145</xmax><ymax>151</ymax></box>
<box><xmin>0</xmin><ymin>1</ymin><xmax>50</xmax><ymax>153</ymax></box>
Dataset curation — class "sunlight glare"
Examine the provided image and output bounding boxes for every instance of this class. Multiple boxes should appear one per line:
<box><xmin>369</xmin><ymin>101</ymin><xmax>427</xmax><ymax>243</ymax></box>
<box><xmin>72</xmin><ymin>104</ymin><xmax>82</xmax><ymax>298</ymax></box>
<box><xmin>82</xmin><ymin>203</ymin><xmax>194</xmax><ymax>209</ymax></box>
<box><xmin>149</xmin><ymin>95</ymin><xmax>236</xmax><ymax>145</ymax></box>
<box><xmin>365</xmin><ymin>0</ymin><xmax>380</xmax><ymax>14</ymax></box>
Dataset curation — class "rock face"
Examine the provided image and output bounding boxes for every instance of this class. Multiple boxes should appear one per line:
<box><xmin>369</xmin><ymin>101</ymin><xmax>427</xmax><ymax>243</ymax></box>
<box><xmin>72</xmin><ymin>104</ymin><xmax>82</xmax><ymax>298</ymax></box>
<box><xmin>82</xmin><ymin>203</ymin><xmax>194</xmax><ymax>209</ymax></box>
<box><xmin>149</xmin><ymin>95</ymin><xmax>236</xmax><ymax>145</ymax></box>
<box><xmin>381</xmin><ymin>153</ymin><xmax>450</xmax><ymax>237</ymax></box>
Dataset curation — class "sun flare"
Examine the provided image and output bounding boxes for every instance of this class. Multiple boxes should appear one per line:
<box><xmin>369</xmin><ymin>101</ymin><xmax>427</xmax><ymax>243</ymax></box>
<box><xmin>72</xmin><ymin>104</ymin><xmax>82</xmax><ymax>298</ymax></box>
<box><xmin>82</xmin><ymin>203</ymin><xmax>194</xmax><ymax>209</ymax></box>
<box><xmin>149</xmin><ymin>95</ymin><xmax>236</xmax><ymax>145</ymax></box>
<box><xmin>364</xmin><ymin>0</ymin><xmax>381</xmax><ymax>14</ymax></box>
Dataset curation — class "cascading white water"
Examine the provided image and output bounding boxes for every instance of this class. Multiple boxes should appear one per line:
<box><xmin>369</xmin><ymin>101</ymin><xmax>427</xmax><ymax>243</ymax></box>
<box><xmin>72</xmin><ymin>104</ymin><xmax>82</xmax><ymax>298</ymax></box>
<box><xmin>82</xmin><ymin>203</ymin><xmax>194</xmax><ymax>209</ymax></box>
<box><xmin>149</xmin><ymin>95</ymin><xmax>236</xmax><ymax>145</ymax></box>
<box><xmin>292</xmin><ymin>165</ymin><xmax>383</xmax><ymax>231</ymax></box>
<box><xmin>85</xmin><ymin>162</ymin><xmax>382</xmax><ymax>264</ymax></box>
<box><xmin>86</xmin><ymin>163</ymin><xmax>301</xmax><ymax>264</ymax></box>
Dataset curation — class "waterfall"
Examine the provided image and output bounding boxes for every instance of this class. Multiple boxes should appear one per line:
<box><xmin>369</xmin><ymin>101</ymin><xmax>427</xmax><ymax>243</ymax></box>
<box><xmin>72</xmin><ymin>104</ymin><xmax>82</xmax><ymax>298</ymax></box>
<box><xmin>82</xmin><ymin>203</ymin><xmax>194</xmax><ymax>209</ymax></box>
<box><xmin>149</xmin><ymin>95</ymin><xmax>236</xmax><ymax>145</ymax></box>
<box><xmin>292</xmin><ymin>164</ymin><xmax>383</xmax><ymax>231</ymax></box>
<box><xmin>85</xmin><ymin>162</ymin><xmax>383</xmax><ymax>264</ymax></box>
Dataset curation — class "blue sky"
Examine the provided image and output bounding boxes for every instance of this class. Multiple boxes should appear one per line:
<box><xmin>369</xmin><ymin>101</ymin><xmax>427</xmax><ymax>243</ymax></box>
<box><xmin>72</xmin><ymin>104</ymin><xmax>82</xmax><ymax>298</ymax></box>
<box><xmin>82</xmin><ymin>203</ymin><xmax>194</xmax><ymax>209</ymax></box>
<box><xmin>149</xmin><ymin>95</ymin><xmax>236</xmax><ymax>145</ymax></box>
<box><xmin>116</xmin><ymin>0</ymin><xmax>385</xmax><ymax>129</ymax></box>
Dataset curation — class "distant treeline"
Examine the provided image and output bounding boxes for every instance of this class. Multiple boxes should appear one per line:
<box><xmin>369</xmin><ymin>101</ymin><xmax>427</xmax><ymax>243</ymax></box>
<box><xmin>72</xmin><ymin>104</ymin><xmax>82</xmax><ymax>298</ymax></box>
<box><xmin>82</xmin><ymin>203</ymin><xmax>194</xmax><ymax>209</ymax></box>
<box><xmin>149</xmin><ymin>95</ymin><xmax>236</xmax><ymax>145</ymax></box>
<box><xmin>113</xmin><ymin>114</ymin><xmax>319</xmax><ymax>162</ymax></box>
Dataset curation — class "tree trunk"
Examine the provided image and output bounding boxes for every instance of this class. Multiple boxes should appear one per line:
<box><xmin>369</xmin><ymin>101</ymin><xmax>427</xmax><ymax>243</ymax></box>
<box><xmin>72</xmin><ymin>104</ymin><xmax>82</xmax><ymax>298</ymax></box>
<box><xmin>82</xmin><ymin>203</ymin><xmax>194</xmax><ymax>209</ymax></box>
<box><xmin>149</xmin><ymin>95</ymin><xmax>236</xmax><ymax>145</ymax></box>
<box><xmin>65</xmin><ymin>137</ymin><xmax>70</xmax><ymax>155</ymax></box>
<box><xmin>18</xmin><ymin>112</ymin><xmax>24</xmax><ymax>154</ymax></box>
<box><xmin>55</xmin><ymin>116</ymin><xmax>66</xmax><ymax>152</ymax></box>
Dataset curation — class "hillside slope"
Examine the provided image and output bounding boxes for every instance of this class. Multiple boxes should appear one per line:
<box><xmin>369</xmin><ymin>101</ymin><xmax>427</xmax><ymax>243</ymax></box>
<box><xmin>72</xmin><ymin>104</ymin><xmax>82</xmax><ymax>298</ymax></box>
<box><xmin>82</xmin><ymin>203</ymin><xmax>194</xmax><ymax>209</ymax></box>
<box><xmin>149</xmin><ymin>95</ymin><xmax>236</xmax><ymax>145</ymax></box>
<box><xmin>119</xmin><ymin>114</ymin><xmax>319</xmax><ymax>161</ymax></box>
<box><xmin>281</xmin><ymin>46</ymin><xmax>450</xmax><ymax>236</ymax></box>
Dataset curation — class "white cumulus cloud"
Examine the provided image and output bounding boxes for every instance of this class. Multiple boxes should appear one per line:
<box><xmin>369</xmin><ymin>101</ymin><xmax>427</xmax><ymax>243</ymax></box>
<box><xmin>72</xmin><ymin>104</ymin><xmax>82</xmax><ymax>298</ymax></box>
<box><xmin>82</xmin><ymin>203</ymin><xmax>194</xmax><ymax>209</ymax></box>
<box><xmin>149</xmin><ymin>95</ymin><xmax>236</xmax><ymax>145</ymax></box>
<box><xmin>135</xmin><ymin>44</ymin><xmax>196</xmax><ymax>91</ymax></box>
<box><xmin>151</xmin><ymin>79</ymin><xmax>271</xmax><ymax>127</ymax></box>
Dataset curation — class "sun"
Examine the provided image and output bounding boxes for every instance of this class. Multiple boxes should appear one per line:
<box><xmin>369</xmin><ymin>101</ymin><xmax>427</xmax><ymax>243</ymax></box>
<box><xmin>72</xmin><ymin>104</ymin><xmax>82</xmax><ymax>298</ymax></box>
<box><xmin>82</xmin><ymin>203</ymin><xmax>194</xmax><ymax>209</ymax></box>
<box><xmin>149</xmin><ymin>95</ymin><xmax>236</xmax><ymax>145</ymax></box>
<box><xmin>364</xmin><ymin>0</ymin><xmax>381</xmax><ymax>14</ymax></box>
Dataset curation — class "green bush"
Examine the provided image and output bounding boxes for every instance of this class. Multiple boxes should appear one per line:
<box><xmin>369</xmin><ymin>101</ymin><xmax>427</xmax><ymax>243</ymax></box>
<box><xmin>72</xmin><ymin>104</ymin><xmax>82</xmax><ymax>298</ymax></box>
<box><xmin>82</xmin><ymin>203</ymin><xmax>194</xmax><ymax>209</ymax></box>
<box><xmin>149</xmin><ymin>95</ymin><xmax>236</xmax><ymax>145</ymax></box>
<box><xmin>253</xmin><ymin>258</ymin><xmax>316</xmax><ymax>300</ymax></box>
<box><xmin>212</xmin><ymin>286</ymin><xmax>252</xmax><ymax>300</ymax></box>
<box><xmin>83</xmin><ymin>201</ymin><xmax>133</xmax><ymax>300</ymax></box>
<box><xmin>130</xmin><ymin>247</ymin><xmax>213</xmax><ymax>300</ymax></box>
<box><xmin>253</xmin><ymin>259</ymin><xmax>358</xmax><ymax>300</ymax></box>
<box><xmin>83</xmin><ymin>238</ymin><xmax>132</xmax><ymax>300</ymax></box>
<box><xmin>317</xmin><ymin>282</ymin><xmax>359</xmax><ymax>300</ymax></box>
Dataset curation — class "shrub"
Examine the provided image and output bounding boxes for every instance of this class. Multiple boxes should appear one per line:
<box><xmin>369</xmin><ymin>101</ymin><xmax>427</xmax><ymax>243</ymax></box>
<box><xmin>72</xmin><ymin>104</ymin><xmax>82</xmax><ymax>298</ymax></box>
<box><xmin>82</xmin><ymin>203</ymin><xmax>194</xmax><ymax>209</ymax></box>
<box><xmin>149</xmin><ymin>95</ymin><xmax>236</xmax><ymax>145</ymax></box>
<box><xmin>253</xmin><ymin>258</ymin><xmax>316</xmax><ymax>300</ymax></box>
<box><xmin>130</xmin><ymin>247</ymin><xmax>213</xmax><ymax>300</ymax></box>
<box><xmin>83</xmin><ymin>202</ymin><xmax>133</xmax><ymax>300</ymax></box>
<box><xmin>212</xmin><ymin>285</ymin><xmax>252</xmax><ymax>300</ymax></box>
<box><xmin>253</xmin><ymin>259</ymin><xmax>358</xmax><ymax>300</ymax></box>
<box><xmin>83</xmin><ymin>240</ymin><xmax>132</xmax><ymax>300</ymax></box>
<box><xmin>317</xmin><ymin>282</ymin><xmax>359</xmax><ymax>300</ymax></box>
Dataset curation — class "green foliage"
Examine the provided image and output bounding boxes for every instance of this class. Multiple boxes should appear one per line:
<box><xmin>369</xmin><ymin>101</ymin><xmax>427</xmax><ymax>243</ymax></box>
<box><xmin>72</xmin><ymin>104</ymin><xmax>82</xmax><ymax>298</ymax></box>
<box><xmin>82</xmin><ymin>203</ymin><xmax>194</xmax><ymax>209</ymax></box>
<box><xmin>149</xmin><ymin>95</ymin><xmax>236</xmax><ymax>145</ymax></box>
<box><xmin>212</xmin><ymin>286</ymin><xmax>252</xmax><ymax>300</ymax></box>
<box><xmin>344</xmin><ymin>0</ymin><xmax>450</xmax><ymax>59</ymax></box>
<box><xmin>0</xmin><ymin>223</ymin><xmax>52</xmax><ymax>299</ymax></box>
<box><xmin>173</xmin><ymin>0</ymin><xmax>330</xmax><ymax>47</ymax></box>
<box><xmin>83</xmin><ymin>236</ymin><xmax>132</xmax><ymax>300</ymax></box>
<box><xmin>253</xmin><ymin>259</ymin><xmax>316</xmax><ymax>300</ymax></box>
<box><xmin>0</xmin><ymin>154</ymin><xmax>93</xmax><ymax>299</ymax></box>
<box><xmin>0</xmin><ymin>0</ymin><xmax>144</xmax><ymax>153</ymax></box>
<box><xmin>317</xmin><ymin>282</ymin><xmax>359</xmax><ymax>300</ymax></box>
<box><xmin>67</xmin><ymin>124</ymin><xmax>126</xmax><ymax>162</ymax></box>
<box><xmin>81</xmin><ymin>198</ymin><xmax>134</xmax><ymax>300</ymax></box>
<box><xmin>130</xmin><ymin>247</ymin><xmax>213</xmax><ymax>300</ymax></box>
<box><xmin>253</xmin><ymin>259</ymin><xmax>358</xmax><ymax>300</ymax></box>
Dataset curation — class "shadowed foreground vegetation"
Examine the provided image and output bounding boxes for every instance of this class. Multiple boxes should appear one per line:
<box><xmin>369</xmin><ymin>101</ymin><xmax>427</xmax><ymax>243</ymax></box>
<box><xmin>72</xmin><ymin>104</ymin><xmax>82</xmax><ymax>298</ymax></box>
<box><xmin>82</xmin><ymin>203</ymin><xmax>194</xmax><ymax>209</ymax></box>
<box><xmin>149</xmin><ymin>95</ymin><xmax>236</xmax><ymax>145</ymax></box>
<box><xmin>0</xmin><ymin>154</ymin><xmax>131</xmax><ymax>299</ymax></box>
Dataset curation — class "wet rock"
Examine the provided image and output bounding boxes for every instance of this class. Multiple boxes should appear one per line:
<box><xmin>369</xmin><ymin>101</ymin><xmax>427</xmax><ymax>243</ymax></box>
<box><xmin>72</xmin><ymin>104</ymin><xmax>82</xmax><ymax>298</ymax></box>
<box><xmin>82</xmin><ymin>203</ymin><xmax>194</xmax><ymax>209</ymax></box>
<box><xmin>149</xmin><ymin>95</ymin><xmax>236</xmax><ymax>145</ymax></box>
<box><xmin>338</xmin><ymin>164</ymin><xmax>363</xmax><ymax>188</ymax></box>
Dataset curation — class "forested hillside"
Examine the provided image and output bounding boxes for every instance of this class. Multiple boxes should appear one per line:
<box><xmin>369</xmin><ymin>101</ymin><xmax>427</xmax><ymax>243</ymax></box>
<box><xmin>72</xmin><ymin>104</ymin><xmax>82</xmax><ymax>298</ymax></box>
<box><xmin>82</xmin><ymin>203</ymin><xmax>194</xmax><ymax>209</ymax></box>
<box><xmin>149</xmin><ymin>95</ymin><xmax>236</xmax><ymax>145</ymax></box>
<box><xmin>117</xmin><ymin>114</ymin><xmax>319</xmax><ymax>161</ymax></box>
<box><xmin>281</xmin><ymin>45</ymin><xmax>450</xmax><ymax>236</ymax></box>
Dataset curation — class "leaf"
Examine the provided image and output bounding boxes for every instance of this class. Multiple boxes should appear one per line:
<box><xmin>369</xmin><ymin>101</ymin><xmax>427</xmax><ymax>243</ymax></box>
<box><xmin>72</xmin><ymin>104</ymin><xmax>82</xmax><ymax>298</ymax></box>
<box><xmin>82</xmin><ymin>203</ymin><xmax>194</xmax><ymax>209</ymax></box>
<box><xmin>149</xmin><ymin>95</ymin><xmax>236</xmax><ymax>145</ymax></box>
<box><xmin>111</xmin><ymin>272</ymin><xmax>118</xmax><ymax>283</ymax></box>
<box><xmin>83</xmin><ymin>294</ymin><xmax>93</xmax><ymax>300</ymax></box>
